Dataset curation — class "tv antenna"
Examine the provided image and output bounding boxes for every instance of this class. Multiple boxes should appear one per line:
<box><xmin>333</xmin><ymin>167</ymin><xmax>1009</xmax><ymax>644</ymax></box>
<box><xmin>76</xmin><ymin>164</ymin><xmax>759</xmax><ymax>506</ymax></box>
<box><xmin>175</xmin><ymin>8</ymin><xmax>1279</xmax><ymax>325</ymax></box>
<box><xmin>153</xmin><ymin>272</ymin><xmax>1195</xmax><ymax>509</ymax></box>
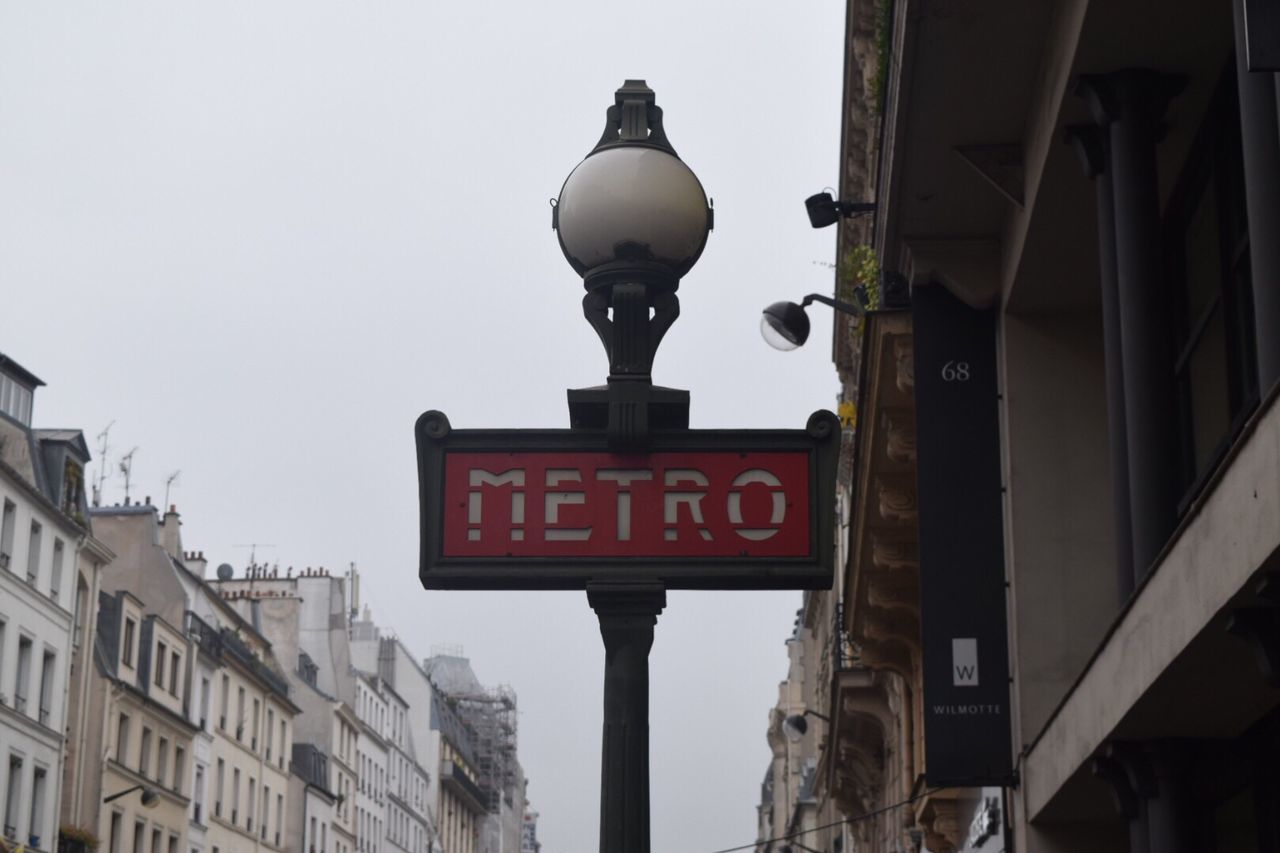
<box><xmin>119</xmin><ymin>447</ymin><xmax>139</xmax><ymax>504</ymax></box>
<box><xmin>234</xmin><ymin>543</ymin><xmax>276</xmax><ymax>568</ymax></box>
<box><xmin>163</xmin><ymin>470</ymin><xmax>181</xmax><ymax>509</ymax></box>
<box><xmin>93</xmin><ymin>421</ymin><xmax>114</xmax><ymax>507</ymax></box>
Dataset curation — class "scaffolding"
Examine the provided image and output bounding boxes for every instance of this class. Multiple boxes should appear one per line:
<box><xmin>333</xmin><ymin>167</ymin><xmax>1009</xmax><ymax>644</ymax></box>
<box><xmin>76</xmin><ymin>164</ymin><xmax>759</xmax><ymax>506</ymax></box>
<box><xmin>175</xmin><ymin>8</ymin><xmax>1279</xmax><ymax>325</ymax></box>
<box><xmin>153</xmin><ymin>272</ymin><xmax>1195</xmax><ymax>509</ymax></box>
<box><xmin>449</xmin><ymin>683</ymin><xmax>519</xmax><ymax>813</ymax></box>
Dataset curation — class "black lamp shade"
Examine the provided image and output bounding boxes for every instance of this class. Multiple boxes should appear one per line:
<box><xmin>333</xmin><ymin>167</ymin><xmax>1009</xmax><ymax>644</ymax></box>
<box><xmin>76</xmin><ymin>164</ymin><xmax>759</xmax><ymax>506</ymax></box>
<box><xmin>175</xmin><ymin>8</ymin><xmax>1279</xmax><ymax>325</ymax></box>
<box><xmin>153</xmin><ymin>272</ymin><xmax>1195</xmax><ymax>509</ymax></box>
<box><xmin>761</xmin><ymin>301</ymin><xmax>811</xmax><ymax>350</ymax></box>
<box><xmin>805</xmin><ymin>192</ymin><xmax>840</xmax><ymax>228</ymax></box>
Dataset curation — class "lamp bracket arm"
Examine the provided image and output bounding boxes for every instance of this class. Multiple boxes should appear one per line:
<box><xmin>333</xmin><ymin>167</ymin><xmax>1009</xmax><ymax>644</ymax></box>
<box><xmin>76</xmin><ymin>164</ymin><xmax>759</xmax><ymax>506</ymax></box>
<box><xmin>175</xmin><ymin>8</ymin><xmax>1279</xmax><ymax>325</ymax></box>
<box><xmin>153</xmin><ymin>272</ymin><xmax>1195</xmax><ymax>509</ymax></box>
<box><xmin>802</xmin><ymin>293</ymin><xmax>865</xmax><ymax>317</ymax></box>
<box><xmin>583</xmin><ymin>292</ymin><xmax>613</xmax><ymax>362</ymax></box>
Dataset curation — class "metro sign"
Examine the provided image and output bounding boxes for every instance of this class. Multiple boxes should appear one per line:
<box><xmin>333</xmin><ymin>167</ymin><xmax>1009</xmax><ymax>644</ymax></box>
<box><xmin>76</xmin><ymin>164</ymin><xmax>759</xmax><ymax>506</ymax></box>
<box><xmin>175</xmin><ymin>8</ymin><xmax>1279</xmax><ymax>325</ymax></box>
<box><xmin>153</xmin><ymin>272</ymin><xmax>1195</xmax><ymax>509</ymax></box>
<box><xmin>416</xmin><ymin>410</ymin><xmax>840</xmax><ymax>589</ymax></box>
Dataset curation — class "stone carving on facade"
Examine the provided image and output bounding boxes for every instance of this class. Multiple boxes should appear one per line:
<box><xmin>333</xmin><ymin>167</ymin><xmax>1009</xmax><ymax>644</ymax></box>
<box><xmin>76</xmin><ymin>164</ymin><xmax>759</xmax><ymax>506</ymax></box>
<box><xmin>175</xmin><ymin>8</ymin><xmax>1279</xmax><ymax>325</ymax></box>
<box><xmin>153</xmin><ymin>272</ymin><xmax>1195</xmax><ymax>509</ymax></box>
<box><xmin>917</xmin><ymin>796</ymin><xmax>962</xmax><ymax>853</ymax></box>
<box><xmin>866</xmin><ymin>572</ymin><xmax>920</xmax><ymax>613</ymax></box>
<box><xmin>882</xmin><ymin>409</ymin><xmax>917</xmax><ymax>464</ymax></box>
<box><xmin>893</xmin><ymin>335</ymin><xmax>915</xmax><ymax>392</ymax></box>
<box><xmin>876</xmin><ymin>475</ymin><xmax>918</xmax><ymax>524</ymax></box>
<box><xmin>871</xmin><ymin>534</ymin><xmax>919</xmax><ymax>571</ymax></box>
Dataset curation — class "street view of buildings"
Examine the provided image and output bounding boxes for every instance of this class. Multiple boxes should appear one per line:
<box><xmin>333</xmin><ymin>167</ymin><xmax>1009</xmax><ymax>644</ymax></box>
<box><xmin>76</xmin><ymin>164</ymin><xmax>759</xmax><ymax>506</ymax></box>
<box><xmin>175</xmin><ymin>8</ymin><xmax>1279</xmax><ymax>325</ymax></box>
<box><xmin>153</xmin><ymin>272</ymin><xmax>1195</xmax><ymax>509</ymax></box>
<box><xmin>757</xmin><ymin>0</ymin><xmax>1280</xmax><ymax>851</ymax></box>
<box><xmin>0</xmin><ymin>354</ymin><xmax>543</xmax><ymax>853</ymax></box>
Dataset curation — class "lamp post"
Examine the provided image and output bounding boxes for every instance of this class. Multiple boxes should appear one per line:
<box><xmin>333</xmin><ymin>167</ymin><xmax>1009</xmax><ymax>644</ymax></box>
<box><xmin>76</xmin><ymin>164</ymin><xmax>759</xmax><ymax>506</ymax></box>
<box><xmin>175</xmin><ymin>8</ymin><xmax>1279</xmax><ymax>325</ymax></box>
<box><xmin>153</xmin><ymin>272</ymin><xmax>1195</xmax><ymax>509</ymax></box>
<box><xmin>551</xmin><ymin>79</ymin><xmax>712</xmax><ymax>853</ymax></box>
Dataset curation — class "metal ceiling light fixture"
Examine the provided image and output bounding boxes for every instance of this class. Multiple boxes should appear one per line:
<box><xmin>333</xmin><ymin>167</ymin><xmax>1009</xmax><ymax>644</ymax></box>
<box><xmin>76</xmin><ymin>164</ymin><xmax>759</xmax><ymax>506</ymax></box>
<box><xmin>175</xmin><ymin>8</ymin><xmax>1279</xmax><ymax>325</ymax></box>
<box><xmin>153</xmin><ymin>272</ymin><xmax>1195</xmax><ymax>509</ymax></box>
<box><xmin>805</xmin><ymin>190</ymin><xmax>875</xmax><ymax>228</ymax></box>
<box><xmin>762</xmin><ymin>293</ymin><xmax>868</xmax><ymax>351</ymax></box>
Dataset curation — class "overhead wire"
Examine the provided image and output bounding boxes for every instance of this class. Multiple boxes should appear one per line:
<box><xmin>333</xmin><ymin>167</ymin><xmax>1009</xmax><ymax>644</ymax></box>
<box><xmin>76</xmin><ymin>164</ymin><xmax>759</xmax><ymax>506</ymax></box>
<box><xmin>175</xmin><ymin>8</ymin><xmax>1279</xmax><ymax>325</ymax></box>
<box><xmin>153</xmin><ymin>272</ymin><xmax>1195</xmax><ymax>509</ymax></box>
<box><xmin>706</xmin><ymin>787</ymin><xmax>949</xmax><ymax>853</ymax></box>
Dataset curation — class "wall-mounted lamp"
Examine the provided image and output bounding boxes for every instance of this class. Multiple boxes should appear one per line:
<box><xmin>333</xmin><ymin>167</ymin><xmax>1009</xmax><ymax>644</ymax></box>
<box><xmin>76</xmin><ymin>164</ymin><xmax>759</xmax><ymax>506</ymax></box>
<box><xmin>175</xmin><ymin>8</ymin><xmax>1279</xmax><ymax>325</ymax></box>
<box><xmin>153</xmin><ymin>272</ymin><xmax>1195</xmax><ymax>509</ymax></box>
<box><xmin>805</xmin><ymin>191</ymin><xmax>875</xmax><ymax>228</ymax></box>
<box><xmin>782</xmin><ymin>708</ymin><xmax>831</xmax><ymax>742</ymax></box>
<box><xmin>761</xmin><ymin>293</ymin><xmax>867</xmax><ymax>351</ymax></box>
<box><xmin>102</xmin><ymin>784</ymin><xmax>160</xmax><ymax>808</ymax></box>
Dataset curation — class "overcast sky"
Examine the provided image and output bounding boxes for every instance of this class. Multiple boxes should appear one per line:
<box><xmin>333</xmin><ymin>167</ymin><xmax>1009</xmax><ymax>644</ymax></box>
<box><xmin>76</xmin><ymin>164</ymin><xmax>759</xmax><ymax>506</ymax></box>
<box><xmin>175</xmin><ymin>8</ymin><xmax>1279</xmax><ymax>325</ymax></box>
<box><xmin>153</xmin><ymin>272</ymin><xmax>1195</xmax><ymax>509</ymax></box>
<box><xmin>0</xmin><ymin>3</ymin><xmax>844</xmax><ymax>851</ymax></box>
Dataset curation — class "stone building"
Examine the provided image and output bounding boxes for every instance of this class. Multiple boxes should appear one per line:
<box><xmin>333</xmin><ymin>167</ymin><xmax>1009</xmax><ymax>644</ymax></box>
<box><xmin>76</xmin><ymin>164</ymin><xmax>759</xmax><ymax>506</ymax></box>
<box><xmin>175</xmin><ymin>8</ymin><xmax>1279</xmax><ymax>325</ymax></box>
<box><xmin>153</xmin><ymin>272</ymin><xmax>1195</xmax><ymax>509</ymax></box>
<box><xmin>0</xmin><ymin>352</ymin><xmax>110</xmax><ymax>853</ymax></box>
<box><xmin>763</xmin><ymin>0</ymin><xmax>1280</xmax><ymax>850</ymax></box>
<box><xmin>87</xmin><ymin>504</ymin><xmax>299</xmax><ymax>853</ymax></box>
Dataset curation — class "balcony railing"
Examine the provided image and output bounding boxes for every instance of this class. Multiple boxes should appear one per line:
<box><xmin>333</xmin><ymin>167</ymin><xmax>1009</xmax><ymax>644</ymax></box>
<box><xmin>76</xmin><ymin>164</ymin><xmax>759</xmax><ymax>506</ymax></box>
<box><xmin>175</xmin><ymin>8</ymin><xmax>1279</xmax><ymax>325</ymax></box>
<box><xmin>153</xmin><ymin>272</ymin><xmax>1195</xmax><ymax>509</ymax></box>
<box><xmin>14</xmin><ymin>694</ymin><xmax>27</xmax><ymax>713</ymax></box>
<box><xmin>0</xmin><ymin>551</ymin><xmax>10</xmax><ymax>569</ymax></box>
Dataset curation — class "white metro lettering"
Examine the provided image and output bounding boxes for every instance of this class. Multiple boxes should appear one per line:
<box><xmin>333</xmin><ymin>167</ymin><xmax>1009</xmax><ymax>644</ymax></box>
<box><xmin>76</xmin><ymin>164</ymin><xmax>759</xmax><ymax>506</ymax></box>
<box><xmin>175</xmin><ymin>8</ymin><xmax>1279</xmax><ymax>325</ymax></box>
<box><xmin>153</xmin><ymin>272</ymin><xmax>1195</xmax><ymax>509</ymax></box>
<box><xmin>663</xmin><ymin>469</ymin><xmax>712</xmax><ymax>542</ymax></box>
<box><xmin>468</xmin><ymin>469</ymin><xmax>525</xmax><ymax>541</ymax></box>
<box><xmin>727</xmin><ymin>469</ymin><xmax>786</xmax><ymax>541</ymax></box>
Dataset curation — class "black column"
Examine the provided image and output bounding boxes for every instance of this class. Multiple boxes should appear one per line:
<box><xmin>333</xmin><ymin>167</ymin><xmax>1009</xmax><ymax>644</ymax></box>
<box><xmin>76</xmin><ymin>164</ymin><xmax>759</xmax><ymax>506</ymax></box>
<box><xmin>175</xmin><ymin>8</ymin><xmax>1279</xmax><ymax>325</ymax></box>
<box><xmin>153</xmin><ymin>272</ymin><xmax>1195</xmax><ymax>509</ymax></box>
<box><xmin>1235</xmin><ymin>0</ymin><xmax>1280</xmax><ymax>393</ymax></box>
<box><xmin>588</xmin><ymin>581</ymin><xmax>665</xmax><ymax>853</ymax></box>
<box><xmin>1076</xmin><ymin>70</ymin><xmax>1185</xmax><ymax>582</ymax></box>
<box><xmin>1065</xmin><ymin>124</ymin><xmax>1135</xmax><ymax>602</ymax></box>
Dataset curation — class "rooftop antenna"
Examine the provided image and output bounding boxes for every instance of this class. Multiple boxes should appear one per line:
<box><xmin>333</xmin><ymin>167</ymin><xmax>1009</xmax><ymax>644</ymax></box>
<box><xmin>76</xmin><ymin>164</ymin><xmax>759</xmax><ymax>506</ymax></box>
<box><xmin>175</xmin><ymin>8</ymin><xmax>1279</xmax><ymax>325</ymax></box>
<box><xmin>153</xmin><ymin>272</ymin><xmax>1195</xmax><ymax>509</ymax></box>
<box><xmin>163</xmin><ymin>470</ymin><xmax>181</xmax><ymax>509</ymax></box>
<box><xmin>93</xmin><ymin>421</ymin><xmax>114</xmax><ymax>507</ymax></box>
<box><xmin>234</xmin><ymin>543</ymin><xmax>276</xmax><ymax>569</ymax></box>
<box><xmin>119</xmin><ymin>447</ymin><xmax>139</xmax><ymax>504</ymax></box>
<box><xmin>349</xmin><ymin>562</ymin><xmax>360</xmax><ymax>623</ymax></box>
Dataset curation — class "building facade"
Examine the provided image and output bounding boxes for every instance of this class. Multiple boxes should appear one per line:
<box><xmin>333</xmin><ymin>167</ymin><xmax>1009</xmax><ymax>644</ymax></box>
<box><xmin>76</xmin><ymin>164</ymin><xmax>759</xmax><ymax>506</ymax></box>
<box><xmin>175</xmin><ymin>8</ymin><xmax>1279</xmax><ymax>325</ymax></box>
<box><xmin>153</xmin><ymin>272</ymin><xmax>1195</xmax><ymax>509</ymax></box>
<box><xmin>0</xmin><ymin>353</ymin><xmax>108</xmax><ymax>853</ymax></box>
<box><xmin>765</xmin><ymin>0</ymin><xmax>1280</xmax><ymax>850</ymax></box>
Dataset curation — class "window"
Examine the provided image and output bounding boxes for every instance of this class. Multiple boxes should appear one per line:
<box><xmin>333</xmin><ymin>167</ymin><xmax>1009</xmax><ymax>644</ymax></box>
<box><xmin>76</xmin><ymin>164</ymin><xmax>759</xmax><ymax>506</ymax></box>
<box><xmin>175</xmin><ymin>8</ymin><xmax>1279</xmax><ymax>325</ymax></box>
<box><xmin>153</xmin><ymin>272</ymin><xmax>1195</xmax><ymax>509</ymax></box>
<box><xmin>214</xmin><ymin>759</ymin><xmax>224</xmax><ymax>818</ymax></box>
<box><xmin>260</xmin><ymin>785</ymin><xmax>268</xmax><ymax>839</ymax></box>
<box><xmin>231</xmin><ymin>768</ymin><xmax>240</xmax><ymax>824</ymax></box>
<box><xmin>200</xmin><ymin>676</ymin><xmax>210</xmax><ymax>729</ymax></box>
<box><xmin>220</xmin><ymin>674</ymin><xmax>229</xmax><ymax>729</ymax></box>
<box><xmin>280</xmin><ymin>719</ymin><xmax>287</xmax><ymax>768</ymax></box>
<box><xmin>275</xmin><ymin>792</ymin><xmax>283</xmax><ymax>846</ymax></box>
<box><xmin>61</xmin><ymin>458</ymin><xmax>82</xmax><ymax>518</ymax></box>
<box><xmin>168</xmin><ymin>834</ymin><xmax>178</xmax><ymax>853</ymax></box>
<box><xmin>151</xmin><ymin>827</ymin><xmax>161</xmax><ymax>853</ymax></box>
<box><xmin>252</xmin><ymin>698</ymin><xmax>260</xmax><ymax>750</ymax></box>
<box><xmin>0</xmin><ymin>621</ymin><xmax>6</xmax><ymax>699</ymax></box>
<box><xmin>109</xmin><ymin>812</ymin><xmax>122</xmax><ymax>853</ymax></box>
<box><xmin>247</xmin><ymin>777</ymin><xmax>255</xmax><ymax>832</ymax></box>
<box><xmin>173</xmin><ymin>747</ymin><xmax>184</xmax><ymax>794</ymax></box>
<box><xmin>50</xmin><ymin>538</ymin><xmax>63</xmax><ymax>601</ymax></box>
<box><xmin>38</xmin><ymin>650</ymin><xmax>55</xmax><ymax>725</ymax></box>
<box><xmin>169</xmin><ymin>651</ymin><xmax>180</xmax><ymax>698</ymax></box>
<box><xmin>4</xmin><ymin>755</ymin><xmax>23</xmax><ymax>842</ymax></box>
<box><xmin>156</xmin><ymin>737</ymin><xmax>169</xmax><ymax>787</ymax></box>
<box><xmin>0</xmin><ymin>500</ymin><xmax>14</xmax><ymax>570</ymax></box>
<box><xmin>1167</xmin><ymin>63</ymin><xmax>1259</xmax><ymax>502</ymax></box>
<box><xmin>15</xmin><ymin>636</ymin><xmax>32</xmax><ymax>714</ymax></box>
<box><xmin>116</xmin><ymin>714</ymin><xmax>130</xmax><ymax>763</ymax></box>
<box><xmin>236</xmin><ymin>687</ymin><xmax>245</xmax><ymax>740</ymax></box>
<box><xmin>266</xmin><ymin>708</ymin><xmax>274</xmax><ymax>761</ymax></box>
<box><xmin>155</xmin><ymin>642</ymin><xmax>167</xmax><ymax>689</ymax></box>
<box><xmin>122</xmin><ymin>618</ymin><xmax>136</xmax><ymax>668</ymax></box>
<box><xmin>192</xmin><ymin>764</ymin><xmax>204</xmax><ymax>824</ymax></box>
<box><xmin>132</xmin><ymin>820</ymin><xmax>145</xmax><ymax>853</ymax></box>
<box><xmin>138</xmin><ymin>728</ymin><xmax>152</xmax><ymax>777</ymax></box>
<box><xmin>26</xmin><ymin>521</ymin><xmax>41</xmax><ymax>584</ymax></box>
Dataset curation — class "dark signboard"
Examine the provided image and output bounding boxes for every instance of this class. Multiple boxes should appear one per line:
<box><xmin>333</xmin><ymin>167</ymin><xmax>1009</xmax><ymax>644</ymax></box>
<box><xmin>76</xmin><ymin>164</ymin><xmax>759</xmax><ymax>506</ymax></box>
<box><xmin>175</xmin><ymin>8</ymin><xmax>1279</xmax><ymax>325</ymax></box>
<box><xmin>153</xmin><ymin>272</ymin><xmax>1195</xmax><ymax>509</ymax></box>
<box><xmin>912</xmin><ymin>283</ymin><xmax>1015</xmax><ymax>787</ymax></box>
<box><xmin>416</xmin><ymin>409</ymin><xmax>840</xmax><ymax>589</ymax></box>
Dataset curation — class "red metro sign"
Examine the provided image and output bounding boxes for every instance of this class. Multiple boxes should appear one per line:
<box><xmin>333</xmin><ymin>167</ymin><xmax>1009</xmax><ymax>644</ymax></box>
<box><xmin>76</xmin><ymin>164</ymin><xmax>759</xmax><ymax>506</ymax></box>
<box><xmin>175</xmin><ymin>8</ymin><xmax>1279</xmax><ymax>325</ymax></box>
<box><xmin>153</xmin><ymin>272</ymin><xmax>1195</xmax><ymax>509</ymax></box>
<box><xmin>416</xmin><ymin>411</ymin><xmax>840</xmax><ymax>589</ymax></box>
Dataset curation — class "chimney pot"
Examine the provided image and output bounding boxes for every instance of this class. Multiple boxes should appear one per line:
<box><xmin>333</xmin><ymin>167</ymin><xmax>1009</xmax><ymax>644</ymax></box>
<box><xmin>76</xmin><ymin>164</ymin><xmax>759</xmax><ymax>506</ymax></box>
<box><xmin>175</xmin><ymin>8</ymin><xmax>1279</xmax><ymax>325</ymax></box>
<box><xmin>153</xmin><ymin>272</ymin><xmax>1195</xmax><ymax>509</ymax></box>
<box><xmin>169</xmin><ymin>504</ymin><xmax>176</xmax><ymax>513</ymax></box>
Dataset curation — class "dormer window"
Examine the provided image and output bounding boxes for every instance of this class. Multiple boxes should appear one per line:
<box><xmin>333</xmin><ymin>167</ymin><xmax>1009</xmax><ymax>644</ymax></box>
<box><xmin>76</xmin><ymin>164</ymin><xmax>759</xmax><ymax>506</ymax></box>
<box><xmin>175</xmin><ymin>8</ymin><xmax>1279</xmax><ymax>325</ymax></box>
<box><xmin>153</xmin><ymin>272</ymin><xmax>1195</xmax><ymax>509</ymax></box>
<box><xmin>62</xmin><ymin>459</ymin><xmax>84</xmax><ymax>518</ymax></box>
<box><xmin>0</xmin><ymin>373</ymin><xmax>33</xmax><ymax>426</ymax></box>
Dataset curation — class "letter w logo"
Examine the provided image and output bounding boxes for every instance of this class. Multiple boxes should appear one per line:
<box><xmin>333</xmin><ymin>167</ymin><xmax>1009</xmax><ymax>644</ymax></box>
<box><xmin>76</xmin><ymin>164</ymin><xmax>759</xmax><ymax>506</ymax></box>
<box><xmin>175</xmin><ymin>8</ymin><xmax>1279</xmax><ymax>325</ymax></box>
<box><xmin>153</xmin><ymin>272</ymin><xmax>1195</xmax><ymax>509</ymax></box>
<box><xmin>952</xmin><ymin>638</ymin><xmax>979</xmax><ymax>686</ymax></box>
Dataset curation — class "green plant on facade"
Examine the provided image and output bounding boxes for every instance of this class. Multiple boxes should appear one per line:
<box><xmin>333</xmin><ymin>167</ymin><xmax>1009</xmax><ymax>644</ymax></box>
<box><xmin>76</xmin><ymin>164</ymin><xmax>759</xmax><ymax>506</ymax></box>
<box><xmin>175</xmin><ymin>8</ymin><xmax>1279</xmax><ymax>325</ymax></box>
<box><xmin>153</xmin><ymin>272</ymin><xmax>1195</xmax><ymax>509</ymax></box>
<box><xmin>839</xmin><ymin>244</ymin><xmax>881</xmax><ymax>311</ymax></box>
<box><xmin>58</xmin><ymin>824</ymin><xmax>101</xmax><ymax>852</ymax></box>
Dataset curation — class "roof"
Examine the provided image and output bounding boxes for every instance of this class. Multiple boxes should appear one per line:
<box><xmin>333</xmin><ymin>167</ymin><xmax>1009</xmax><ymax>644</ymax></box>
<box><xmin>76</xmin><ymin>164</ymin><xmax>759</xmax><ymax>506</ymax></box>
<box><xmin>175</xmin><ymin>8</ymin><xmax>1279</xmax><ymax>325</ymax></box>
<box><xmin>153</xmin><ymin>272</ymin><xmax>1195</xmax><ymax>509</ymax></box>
<box><xmin>0</xmin><ymin>352</ymin><xmax>45</xmax><ymax>388</ymax></box>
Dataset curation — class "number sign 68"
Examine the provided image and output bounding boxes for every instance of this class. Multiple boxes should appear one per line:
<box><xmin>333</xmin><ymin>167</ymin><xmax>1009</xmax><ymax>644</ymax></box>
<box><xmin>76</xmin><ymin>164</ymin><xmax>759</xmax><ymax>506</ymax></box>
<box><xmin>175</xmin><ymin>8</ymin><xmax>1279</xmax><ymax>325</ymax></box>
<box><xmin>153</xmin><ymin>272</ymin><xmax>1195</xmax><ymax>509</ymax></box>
<box><xmin>941</xmin><ymin>361</ymin><xmax>970</xmax><ymax>382</ymax></box>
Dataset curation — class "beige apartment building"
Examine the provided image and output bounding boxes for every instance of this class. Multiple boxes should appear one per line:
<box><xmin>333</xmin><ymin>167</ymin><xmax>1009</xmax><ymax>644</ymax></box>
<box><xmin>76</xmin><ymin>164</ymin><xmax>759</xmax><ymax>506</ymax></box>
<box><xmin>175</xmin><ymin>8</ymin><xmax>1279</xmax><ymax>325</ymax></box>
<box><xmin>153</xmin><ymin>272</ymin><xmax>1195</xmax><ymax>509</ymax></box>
<box><xmin>86</xmin><ymin>503</ymin><xmax>299</xmax><ymax>853</ymax></box>
<box><xmin>81</xmin><ymin>590</ymin><xmax>198</xmax><ymax>853</ymax></box>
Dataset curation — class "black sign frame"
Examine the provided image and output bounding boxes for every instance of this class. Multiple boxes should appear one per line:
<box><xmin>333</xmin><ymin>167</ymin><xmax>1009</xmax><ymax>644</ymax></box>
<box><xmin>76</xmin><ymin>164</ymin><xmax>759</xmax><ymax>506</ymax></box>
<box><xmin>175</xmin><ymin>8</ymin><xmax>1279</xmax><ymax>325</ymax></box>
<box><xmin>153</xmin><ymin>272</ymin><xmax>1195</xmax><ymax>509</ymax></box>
<box><xmin>415</xmin><ymin>409</ymin><xmax>840</xmax><ymax>590</ymax></box>
<box><xmin>912</xmin><ymin>283</ymin><xmax>1016</xmax><ymax>788</ymax></box>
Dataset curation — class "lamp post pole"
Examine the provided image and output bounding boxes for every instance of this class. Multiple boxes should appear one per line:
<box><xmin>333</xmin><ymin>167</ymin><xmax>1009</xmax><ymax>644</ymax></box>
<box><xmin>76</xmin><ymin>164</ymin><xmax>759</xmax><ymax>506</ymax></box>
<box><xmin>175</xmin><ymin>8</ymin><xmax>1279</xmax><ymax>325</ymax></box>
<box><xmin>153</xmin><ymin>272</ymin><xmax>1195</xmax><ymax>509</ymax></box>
<box><xmin>553</xmin><ymin>80</ymin><xmax>713</xmax><ymax>853</ymax></box>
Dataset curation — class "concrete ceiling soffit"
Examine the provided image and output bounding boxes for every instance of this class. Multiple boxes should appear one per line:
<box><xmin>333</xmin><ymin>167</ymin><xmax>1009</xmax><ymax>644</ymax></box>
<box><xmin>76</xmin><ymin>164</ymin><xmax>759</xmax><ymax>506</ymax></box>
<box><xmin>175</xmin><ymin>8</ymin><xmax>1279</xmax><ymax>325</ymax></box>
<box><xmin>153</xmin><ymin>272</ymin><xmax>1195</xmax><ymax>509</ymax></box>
<box><xmin>954</xmin><ymin>144</ymin><xmax>1025</xmax><ymax>208</ymax></box>
<box><xmin>902</xmin><ymin>238</ymin><xmax>1002</xmax><ymax>308</ymax></box>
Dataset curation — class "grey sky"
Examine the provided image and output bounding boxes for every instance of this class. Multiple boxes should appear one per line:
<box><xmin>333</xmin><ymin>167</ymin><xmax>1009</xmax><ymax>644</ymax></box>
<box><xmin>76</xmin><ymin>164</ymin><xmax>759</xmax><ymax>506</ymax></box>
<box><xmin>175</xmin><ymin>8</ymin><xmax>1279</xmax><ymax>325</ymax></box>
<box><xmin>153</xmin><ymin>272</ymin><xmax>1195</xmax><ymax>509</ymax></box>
<box><xmin>0</xmin><ymin>3</ymin><xmax>844</xmax><ymax>851</ymax></box>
